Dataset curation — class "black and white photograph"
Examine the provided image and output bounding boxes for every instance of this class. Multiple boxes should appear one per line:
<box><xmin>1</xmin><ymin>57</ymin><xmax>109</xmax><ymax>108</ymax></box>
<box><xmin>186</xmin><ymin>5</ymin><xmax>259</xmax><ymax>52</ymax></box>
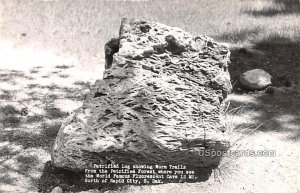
<box><xmin>0</xmin><ymin>0</ymin><xmax>299</xmax><ymax>192</ymax></box>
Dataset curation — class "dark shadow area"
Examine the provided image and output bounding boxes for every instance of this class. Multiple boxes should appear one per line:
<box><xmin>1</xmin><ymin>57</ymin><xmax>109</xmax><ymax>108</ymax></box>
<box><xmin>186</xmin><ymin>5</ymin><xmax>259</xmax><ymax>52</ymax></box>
<box><xmin>51</xmin><ymin>71</ymin><xmax>60</xmax><ymax>74</ymax></box>
<box><xmin>1</xmin><ymin>116</ymin><xmax>22</xmax><ymax>128</ymax></box>
<box><xmin>41</xmin><ymin>122</ymin><xmax>62</xmax><ymax>142</ymax></box>
<box><xmin>16</xmin><ymin>155</ymin><xmax>40</xmax><ymax>174</ymax></box>
<box><xmin>1</xmin><ymin>105</ymin><xmax>20</xmax><ymax>115</ymax></box>
<box><xmin>26</xmin><ymin>115</ymin><xmax>45</xmax><ymax>123</ymax></box>
<box><xmin>27</xmin><ymin>84</ymin><xmax>40</xmax><ymax>89</ymax></box>
<box><xmin>0</xmin><ymin>70</ymin><xmax>33</xmax><ymax>82</ymax></box>
<box><xmin>45</xmin><ymin>108</ymin><xmax>69</xmax><ymax>119</ymax></box>
<box><xmin>224</xmin><ymin>34</ymin><xmax>300</xmax><ymax>141</ymax></box>
<box><xmin>0</xmin><ymin>122</ymin><xmax>61</xmax><ymax>150</ymax></box>
<box><xmin>228</xmin><ymin>35</ymin><xmax>300</xmax><ymax>89</ymax></box>
<box><xmin>0</xmin><ymin>89</ymin><xmax>14</xmax><ymax>100</ymax></box>
<box><xmin>55</xmin><ymin>65</ymin><xmax>73</xmax><ymax>69</ymax></box>
<box><xmin>74</xmin><ymin>81</ymin><xmax>92</xmax><ymax>87</ymax></box>
<box><xmin>213</xmin><ymin>27</ymin><xmax>263</xmax><ymax>44</ymax></box>
<box><xmin>0</xmin><ymin>174</ymin><xmax>15</xmax><ymax>184</ymax></box>
<box><xmin>244</xmin><ymin>0</ymin><xmax>300</xmax><ymax>16</ymax></box>
<box><xmin>0</xmin><ymin>154</ymin><xmax>40</xmax><ymax>184</ymax></box>
<box><xmin>0</xmin><ymin>153</ymin><xmax>45</xmax><ymax>193</ymax></box>
<box><xmin>30</xmin><ymin>69</ymin><xmax>39</xmax><ymax>74</ymax></box>
<box><xmin>32</xmin><ymin>66</ymin><xmax>43</xmax><ymax>69</ymax></box>
<box><xmin>58</xmin><ymin>74</ymin><xmax>69</xmax><ymax>78</ymax></box>
<box><xmin>0</xmin><ymin>67</ymin><xmax>91</xmax><ymax>191</ymax></box>
<box><xmin>38</xmin><ymin>162</ymin><xmax>122</xmax><ymax>193</ymax></box>
<box><xmin>104</xmin><ymin>38</ymin><xmax>120</xmax><ymax>69</ymax></box>
<box><xmin>38</xmin><ymin>161</ymin><xmax>213</xmax><ymax>193</ymax></box>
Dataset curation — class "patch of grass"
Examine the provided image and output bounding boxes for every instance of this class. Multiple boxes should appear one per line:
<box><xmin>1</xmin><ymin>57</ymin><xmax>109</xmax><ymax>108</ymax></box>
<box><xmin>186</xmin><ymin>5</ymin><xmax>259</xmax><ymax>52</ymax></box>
<box><xmin>222</xmin><ymin>102</ymin><xmax>261</xmax><ymax>142</ymax></box>
<box><xmin>213</xmin><ymin>102</ymin><xmax>265</xmax><ymax>182</ymax></box>
<box><xmin>1</xmin><ymin>0</ymin><xmax>299</xmax><ymax>69</ymax></box>
<box><xmin>244</xmin><ymin>0</ymin><xmax>300</xmax><ymax>16</ymax></box>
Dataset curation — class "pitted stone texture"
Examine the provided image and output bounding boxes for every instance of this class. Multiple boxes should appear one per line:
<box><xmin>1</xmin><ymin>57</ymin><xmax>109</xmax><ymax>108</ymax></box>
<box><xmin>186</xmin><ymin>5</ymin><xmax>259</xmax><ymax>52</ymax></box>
<box><xmin>239</xmin><ymin>69</ymin><xmax>272</xmax><ymax>90</ymax></box>
<box><xmin>52</xmin><ymin>19</ymin><xmax>232</xmax><ymax>171</ymax></box>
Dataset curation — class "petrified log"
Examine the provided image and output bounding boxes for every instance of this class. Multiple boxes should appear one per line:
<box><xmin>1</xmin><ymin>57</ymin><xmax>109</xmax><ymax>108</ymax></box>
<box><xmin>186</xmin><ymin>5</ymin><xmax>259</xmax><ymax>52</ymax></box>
<box><xmin>52</xmin><ymin>18</ymin><xmax>232</xmax><ymax>171</ymax></box>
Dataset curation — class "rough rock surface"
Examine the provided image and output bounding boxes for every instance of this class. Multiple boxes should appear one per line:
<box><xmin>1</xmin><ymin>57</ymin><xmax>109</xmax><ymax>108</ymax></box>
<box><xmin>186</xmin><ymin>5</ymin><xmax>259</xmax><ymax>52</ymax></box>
<box><xmin>239</xmin><ymin>69</ymin><xmax>272</xmax><ymax>90</ymax></box>
<box><xmin>52</xmin><ymin>19</ymin><xmax>232</xmax><ymax>171</ymax></box>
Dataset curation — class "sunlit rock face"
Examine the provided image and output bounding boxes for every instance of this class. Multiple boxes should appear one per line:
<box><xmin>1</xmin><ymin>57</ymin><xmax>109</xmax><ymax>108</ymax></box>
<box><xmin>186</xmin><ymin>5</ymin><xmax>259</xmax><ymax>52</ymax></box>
<box><xmin>52</xmin><ymin>18</ymin><xmax>232</xmax><ymax>171</ymax></box>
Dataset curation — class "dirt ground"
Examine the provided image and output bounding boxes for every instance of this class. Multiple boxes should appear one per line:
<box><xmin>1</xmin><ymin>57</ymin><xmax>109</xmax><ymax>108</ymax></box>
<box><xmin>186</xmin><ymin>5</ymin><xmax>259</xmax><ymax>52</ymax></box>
<box><xmin>0</xmin><ymin>34</ymin><xmax>299</xmax><ymax>193</ymax></box>
<box><xmin>1</xmin><ymin>0</ymin><xmax>300</xmax><ymax>193</ymax></box>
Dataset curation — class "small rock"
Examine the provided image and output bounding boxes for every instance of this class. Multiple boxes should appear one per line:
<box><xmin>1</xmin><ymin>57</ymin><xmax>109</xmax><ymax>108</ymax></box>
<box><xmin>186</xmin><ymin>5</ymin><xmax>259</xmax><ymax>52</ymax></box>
<box><xmin>20</xmin><ymin>108</ymin><xmax>29</xmax><ymax>116</ymax></box>
<box><xmin>50</xmin><ymin>187</ymin><xmax>63</xmax><ymax>193</ymax></box>
<box><xmin>239</xmin><ymin>69</ymin><xmax>272</xmax><ymax>90</ymax></box>
<box><xmin>265</xmin><ymin>86</ymin><xmax>275</xmax><ymax>94</ymax></box>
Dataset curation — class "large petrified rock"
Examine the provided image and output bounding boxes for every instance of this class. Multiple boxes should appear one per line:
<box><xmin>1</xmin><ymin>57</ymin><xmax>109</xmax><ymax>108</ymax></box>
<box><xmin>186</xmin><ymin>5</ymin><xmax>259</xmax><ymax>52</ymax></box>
<box><xmin>52</xmin><ymin>19</ymin><xmax>232</xmax><ymax>171</ymax></box>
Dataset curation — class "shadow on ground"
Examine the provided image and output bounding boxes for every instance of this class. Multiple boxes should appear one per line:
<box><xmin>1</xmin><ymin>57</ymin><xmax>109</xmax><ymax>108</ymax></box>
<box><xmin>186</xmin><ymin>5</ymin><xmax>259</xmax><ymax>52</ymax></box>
<box><xmin>38</xmin><ymin>162</ymin><xmax>213</xmax><ymax>193</ymax></box>
<box><xmin>38</xmin><ymin>162</ymin><xmax>120</xmax><ymax>193</ymax></box>
<box><xmin>244</xmin><ymin>0</ymin><xmax>300</xmax><ymax>17</ymax></box>
<box><xmin>0</xmin><ymin>66</ymin><xmax>91</xmax><ymax>192</ymax></box>
<box><xmin>224</xmin><ymin>34</ymin><xmax>300</xmax><ymax>141</ymax></box>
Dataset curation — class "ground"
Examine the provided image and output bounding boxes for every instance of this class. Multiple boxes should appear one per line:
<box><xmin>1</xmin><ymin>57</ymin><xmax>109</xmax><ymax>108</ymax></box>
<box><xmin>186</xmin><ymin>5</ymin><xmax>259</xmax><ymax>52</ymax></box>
<box><xmin>0</xmin><ymin>0</ymin><xmax>299</xmax><ymax>193</ymax></box>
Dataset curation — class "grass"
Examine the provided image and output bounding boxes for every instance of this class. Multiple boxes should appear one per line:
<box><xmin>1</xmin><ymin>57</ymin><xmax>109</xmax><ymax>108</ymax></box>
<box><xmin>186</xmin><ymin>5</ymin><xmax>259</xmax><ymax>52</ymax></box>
<box><xmin>1</xmin><ymin>0</ymin><xmax>299</xmax><ymax>70</ymax></box>
<box><xmin>0</xmin><ymin>0</ymin><xmax>300</xmax><ymax>192</ymax></box>
<box><xmin>211</xmin><ymin>90</ymin><xmax>300</xmax><ymax>189</ymax></box>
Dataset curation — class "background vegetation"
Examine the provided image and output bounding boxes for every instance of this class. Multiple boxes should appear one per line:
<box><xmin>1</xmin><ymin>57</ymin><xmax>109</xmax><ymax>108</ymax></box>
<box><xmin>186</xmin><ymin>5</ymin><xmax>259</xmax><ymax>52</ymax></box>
<box><xmin>0</xmin><ymin>0</ymin><xmax>299</xmax><ymax>192</ymax></box>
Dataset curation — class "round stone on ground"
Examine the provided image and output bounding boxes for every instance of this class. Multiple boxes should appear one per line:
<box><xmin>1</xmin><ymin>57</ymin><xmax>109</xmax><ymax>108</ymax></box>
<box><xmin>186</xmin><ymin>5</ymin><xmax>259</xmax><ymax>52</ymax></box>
<box><xmin>239</xmin><ymin>69</ymin><xmax>272</xmax><ymax>90</ymax></box>
<box><xmin>50</xmin><ymin>187</ymin><xmax>63</xmax><ymax>193</ymax></box>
